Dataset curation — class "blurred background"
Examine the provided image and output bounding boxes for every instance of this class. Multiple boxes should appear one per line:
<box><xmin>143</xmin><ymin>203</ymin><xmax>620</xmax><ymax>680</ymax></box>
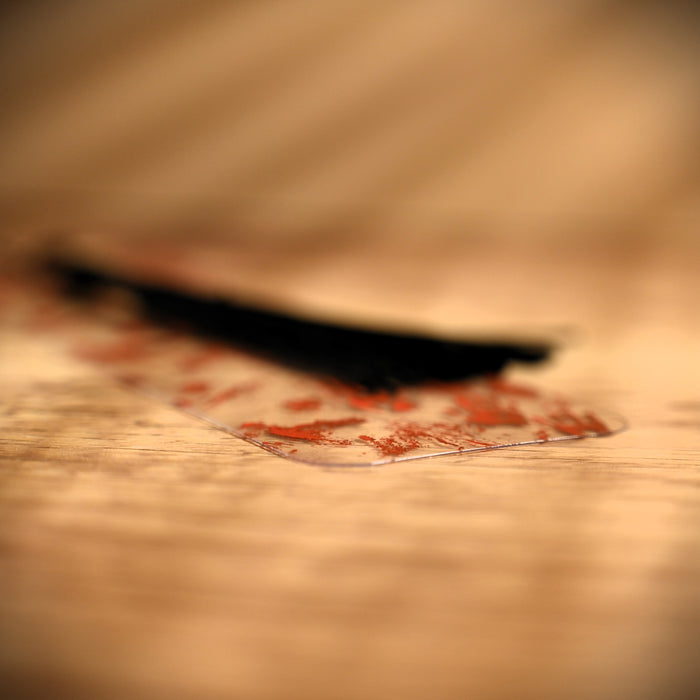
<box><xmin>1</xmin><ymin>0</ymin><xmax>698</xmax><ymax>338</ymax></box>
<box><xmin>0</xmin><ymin>0</ymin><xmax>700</xmax><ymax>344</ymax></box>
<box><xmin>1</xmin><ymin>0</ymin><xmax>698</xmax><ymax>239</ymax></box>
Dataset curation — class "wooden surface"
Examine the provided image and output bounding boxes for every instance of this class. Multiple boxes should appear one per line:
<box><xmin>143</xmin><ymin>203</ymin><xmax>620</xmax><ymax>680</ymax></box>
<box><xmin>2</xmin><ymin>226</ymin><xmax>699</xmax><ymax>700</ymax></box>
<box><xmin>1</xmin><ymin>3</ymin><xmax>700</xmax><ymax>698</ymax></box>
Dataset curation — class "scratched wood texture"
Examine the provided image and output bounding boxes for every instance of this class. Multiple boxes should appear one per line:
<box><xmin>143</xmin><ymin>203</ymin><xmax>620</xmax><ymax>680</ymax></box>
<box><xmin>1</xmin><ymin>2</ymin><xmax>700</xmax><ymax>699</ymax></box>
<box><xmin>2</xmin><ymin>229</ymin><xmax>699</xmax><ymax>700</ymax></box>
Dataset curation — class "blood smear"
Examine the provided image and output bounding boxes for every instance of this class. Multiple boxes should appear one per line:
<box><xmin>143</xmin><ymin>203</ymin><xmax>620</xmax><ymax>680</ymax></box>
<box><xmin>284</xmin><ymin>398</ymin><xmax>322</xmax><ymax>411</ymax></box>
<box><xmin>8</xmin><ymin>275</ymin><xmax>624</xmax><ymax>466</ymax></box>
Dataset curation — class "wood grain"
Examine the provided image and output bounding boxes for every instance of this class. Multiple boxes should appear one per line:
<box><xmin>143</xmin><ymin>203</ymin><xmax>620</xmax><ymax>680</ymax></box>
<box><xmin>1</xmin><ymin>3</ymin><xmax>699</xmax><ymax>699</ymax></box>
<box><xmin>2</xmin><ymin>225</ymin><xmax>699</xmax><ymax>700</ymax></box>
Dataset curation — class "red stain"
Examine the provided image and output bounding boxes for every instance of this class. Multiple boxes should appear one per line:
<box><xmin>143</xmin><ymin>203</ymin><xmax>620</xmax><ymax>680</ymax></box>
<box><xmin>178</xmin><ymin>344</ymin><xmax>228</xmax><ymax>371</ymax></box>
<box><xmin>408</xmin><ymin>422</ymin><xmax>494</xmax><ymax>449</ymax></box>
<box><xmin>74</xmin><ymin>330</ymin><xmax>151</xmax><ymax>363</ymax></box>
<box><xmin>25</xmin><ymin>300</ymin><xmax>71</xmax><ymax>331</ymax></box>
<box><xmin>284</xmin><ymin>398</ymin><xmax>322</xmax><ymax>411</ymax></box>
<box><xmin>348</xmin><ymin>391</ymin><xmax>390</xmax><ymax>410</ymax></box>
<box><xmin>455</xmin><ymin>392</ymin><xmax>528</xmax><ymax>427</ymax></box>
<box><xmin>206</xmin><ymin>382</ymin><xmax>257</xmax><ymax>406</ymax></box>
<box><xmin>117</xmin><ymin>373</ymin><xmax>145</xmax><ymax>387</ymax></box>
<box><xmin>469</xmin><ymin>406</ymin><xmax>528</xmax><ymax>427</ymax></box>
<box><xmin>233</xmin><ymin>377</ymin><xmax>613</xmax><ymax>459</ymax></box>
<box><xmin>242</xmin><ymin>417</ymin><xmax>365</xmax><ymax>444</ymax></box>
<box><xmin>487</xmin><ymin>377</ymin><xmax>539</xmax><ymax>397</ymax></box>
<box><xmin>545</xmin><ymin>409</ymin><xmax>610</xmax><ymax>437</ymax></box>
<box><xmin>359</xmin><ymin>421</ymin><xmax>494</xmax><ymax>458</ymax></box>
<box><xmin>359</xmin><ymin>434</ymin><xmax>420</xmax><ymax>457</ymax></box>
<box><xmin>323</xmin><ymin>381</ymin><xmax>415</xmax><ymax>412</ymax></box>
<box><xmin>391</xmin><ymin>396</ymin><xmax>416</xmax><ymax>412</ymax></box>
<box><xmin>396</xmin><ymin>423</ymin><xmax>460</xmax><ymax>449</ymax></box>
<box><xmin>180</xmin><ymin>379</ymin><xmax>210</xmax><ymax>394</ymax></box>
<box><xmin>241</xmin><ymin>421</ymin><xmax>265</xmax><ymax>432</ymax></box>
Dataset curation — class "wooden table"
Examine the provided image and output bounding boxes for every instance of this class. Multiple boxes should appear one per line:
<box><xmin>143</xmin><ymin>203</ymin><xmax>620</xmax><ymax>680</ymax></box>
<box><xmin>1</xmin><ymin>3</ymin><xmax>699</xmax><ymax>697</ymax></box>
<box><xmin>1</xmin><ymin>224</ymin><xmax>698</xmax><ymax>700</ymax></box>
